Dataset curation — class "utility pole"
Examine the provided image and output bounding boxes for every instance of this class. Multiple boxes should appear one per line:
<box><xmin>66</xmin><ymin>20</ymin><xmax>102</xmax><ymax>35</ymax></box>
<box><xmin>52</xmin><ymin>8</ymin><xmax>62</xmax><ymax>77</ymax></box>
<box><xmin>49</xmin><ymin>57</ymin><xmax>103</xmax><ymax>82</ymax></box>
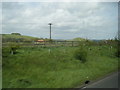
<box><xmin>48</xmin><ymin>23</ymin><xmax>52</xmax><ymax>40</ymax></box>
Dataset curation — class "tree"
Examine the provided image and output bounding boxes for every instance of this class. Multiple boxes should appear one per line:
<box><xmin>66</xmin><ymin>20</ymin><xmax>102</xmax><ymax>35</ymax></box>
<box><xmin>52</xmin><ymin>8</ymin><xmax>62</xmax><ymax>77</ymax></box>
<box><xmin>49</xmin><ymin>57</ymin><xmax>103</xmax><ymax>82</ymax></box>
<box><xmin>11</xmin><ymin>33</ymin><xmax>21</xmax><ymax>36</ymax></box>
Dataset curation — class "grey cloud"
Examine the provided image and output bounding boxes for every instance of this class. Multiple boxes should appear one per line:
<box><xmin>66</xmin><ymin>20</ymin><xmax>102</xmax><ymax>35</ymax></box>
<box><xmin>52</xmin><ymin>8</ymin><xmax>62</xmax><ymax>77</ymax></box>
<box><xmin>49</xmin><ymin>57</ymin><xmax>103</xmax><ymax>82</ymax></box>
<box><xmin>2</xmin><ymin>2</ymin><xmax>118</xmax><ymax>40</ymax></box>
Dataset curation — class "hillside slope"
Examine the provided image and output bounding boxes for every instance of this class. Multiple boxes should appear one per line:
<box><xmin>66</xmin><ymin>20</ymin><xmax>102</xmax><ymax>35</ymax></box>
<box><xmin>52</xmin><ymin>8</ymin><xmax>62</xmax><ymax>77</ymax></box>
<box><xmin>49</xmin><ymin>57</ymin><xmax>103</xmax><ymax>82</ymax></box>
<box><xmin>2</xmin><ymin>34</ymin><xmax>39</xmax><ymax>42</ymax></box>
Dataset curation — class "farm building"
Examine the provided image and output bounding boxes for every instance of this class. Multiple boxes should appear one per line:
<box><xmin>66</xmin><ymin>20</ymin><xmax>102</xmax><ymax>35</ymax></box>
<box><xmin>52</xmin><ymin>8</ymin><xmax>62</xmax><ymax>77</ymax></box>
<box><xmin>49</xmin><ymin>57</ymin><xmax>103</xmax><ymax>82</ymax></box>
<box><xmin>34</xmin><ymin>39</ymin><xmax>45</xmax><ymax>44</ymax></box>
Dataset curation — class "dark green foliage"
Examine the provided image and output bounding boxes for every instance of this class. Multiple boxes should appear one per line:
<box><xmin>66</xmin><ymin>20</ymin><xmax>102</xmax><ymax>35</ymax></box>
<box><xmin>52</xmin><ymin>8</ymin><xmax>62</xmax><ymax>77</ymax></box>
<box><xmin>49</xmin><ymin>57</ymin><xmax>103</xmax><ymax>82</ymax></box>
<box><xmin>117</xmin><ymin>49</ymin><xmax>120</xmax><ymax>57</ymax></box>
<box><xmin>11</xmin><ymin>33</ymin><xmax>21</xmax><ymax>35</ymax></box>
<box><xmin>2</xmin><ymin>47</ymin><xmax>11</xmax><ymax>67</ymax></box>
<box><xmin>9</xmin><ymin>43</ymin><xmax>20</xmax><ymax>55</ymax></box>
<box><xmin>115</xmin><ymin>47</ymin><xmax>120</xmax><ymax>57</ymax></box>
<box><xmin>74</xmin><ymin>46</ymin><xmax>87</xmax><ymax>63</ymax></box>
<box><xmin>113</xmin><ymin>40</ymin><xmax>120</xmax><ymax>57</ymax></box>
<box><xmin>3</xmin><ymin>43</ymin><xmax>20</xmax><ymax>55</ymax></box>
<box><xmin>2</xmin><ymin>47</ymin><xmax>11</xmax><ymax>57</ymax></box>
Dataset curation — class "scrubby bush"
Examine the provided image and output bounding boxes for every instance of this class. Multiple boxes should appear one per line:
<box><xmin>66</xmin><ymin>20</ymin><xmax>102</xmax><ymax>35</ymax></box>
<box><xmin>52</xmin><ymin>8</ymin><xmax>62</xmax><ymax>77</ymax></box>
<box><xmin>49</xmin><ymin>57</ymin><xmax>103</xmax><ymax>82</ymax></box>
<box><xmin>74</xmin><ymin>46</ymin><xmax>87</xmax><ymax>63</ymax></box>
<box><xmin>114</xmin><ymin>40</ymin><xmax>120</xmax><ymax>57</ymax></box>
<box><xmin>115</xmin><ymin>46</ymin><xmax>120</xmax><ymax>57</ymax></box>
<box><xmin>3</xmin><ymin>42</ymin><xmax>20</xmax><ymax>55</ymax></box>
<box><xmin>2</xmin><ymin>47</ymin><xmax>11</xmax><ymax>57</ymax></box>
<box><xmin>8</xmin><ymin>42</ymin><xmax>20</xmax><ymax>55</ymax></box>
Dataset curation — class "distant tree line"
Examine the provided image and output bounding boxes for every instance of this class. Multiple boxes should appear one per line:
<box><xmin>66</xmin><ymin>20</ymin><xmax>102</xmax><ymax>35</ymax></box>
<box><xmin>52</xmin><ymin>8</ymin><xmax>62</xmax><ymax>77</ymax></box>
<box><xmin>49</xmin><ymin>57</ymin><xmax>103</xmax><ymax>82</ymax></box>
<box><xmin>11</xmin><ymin>33</ymin><xmax>21</xmax><ymax>36</ymax></box>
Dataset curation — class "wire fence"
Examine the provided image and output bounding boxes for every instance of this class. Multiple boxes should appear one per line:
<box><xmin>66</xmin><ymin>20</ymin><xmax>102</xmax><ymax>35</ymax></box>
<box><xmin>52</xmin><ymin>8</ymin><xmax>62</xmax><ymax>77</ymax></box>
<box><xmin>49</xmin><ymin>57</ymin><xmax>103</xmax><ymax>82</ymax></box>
<box><xmin>2</xmin><ymin>41</ymin><xmax>82</xmax><ymax>47</ymax></box>
<box><xmin>2</xmin><ymin>40</ymin><xmax>117</xmax><ymax>47</ymax></box>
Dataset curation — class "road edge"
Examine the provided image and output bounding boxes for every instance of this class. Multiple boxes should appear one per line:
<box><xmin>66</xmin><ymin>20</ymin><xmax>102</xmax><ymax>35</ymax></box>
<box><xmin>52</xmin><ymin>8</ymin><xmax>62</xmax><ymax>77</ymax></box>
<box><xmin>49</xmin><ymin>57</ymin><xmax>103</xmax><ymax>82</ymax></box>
<box><xmin>75</xmin><ymin>69</ymin><xmax>119</xmax><ymax>88</ymax></box>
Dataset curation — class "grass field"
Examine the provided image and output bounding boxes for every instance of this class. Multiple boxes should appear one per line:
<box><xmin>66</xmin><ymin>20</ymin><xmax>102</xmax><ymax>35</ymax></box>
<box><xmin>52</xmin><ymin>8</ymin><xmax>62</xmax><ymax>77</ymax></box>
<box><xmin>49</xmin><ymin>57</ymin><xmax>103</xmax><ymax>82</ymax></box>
<box><xmin>2</xmin><ymin>45</ymin><xmax>119</xmax><ymax>88</ymax></box>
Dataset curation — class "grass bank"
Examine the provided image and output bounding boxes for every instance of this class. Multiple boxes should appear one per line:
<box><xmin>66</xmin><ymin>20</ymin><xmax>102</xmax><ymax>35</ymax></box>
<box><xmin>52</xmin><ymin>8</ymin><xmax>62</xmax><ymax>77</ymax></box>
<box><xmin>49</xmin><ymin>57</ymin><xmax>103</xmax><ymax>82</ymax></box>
<box><xmin>2</xmin><ymin>45</ymin><xmax>119</xmax><ymax>88</ymax></box>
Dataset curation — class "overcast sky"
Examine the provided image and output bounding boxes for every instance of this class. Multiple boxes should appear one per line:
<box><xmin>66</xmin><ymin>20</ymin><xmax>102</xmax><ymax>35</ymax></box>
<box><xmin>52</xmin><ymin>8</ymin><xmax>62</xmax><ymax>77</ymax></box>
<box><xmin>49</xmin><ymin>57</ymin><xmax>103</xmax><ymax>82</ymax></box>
<box><xmin>2</xmin><ymin>2</ymin><xmax>118</xmax><ymax>40</ymax></box>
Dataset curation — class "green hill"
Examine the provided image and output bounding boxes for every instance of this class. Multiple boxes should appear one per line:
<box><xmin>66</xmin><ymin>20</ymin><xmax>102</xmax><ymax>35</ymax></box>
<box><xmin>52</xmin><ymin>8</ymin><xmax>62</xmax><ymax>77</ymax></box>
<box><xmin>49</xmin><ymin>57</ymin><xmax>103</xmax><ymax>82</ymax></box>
<box><xmin>2</xmin><ymin>34</ymin><xmax>39</xmax><ymax>42</ymax></box>
<box><xmin>68</xmin><ymin>37</ymin><xmax>86</xmax><ymax>41</ymax></box>
<box><xmin>73</xmin><ymin>37</ymin><xmax>86</xmax><ymax>41</ymax></box>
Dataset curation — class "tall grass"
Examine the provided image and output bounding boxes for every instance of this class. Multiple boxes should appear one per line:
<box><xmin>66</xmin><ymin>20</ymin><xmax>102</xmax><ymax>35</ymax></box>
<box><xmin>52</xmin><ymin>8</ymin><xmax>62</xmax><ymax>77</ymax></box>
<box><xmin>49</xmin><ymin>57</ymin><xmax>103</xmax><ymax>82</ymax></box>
<box><xmin>2</xmin><ymin>45</ymin><xmax>119</xmax><ymax>88</ymax></box>
<box><xmin>74</xmin><ymin>46</ymin><xmax>87</xmax><ymax>63</ymax></box>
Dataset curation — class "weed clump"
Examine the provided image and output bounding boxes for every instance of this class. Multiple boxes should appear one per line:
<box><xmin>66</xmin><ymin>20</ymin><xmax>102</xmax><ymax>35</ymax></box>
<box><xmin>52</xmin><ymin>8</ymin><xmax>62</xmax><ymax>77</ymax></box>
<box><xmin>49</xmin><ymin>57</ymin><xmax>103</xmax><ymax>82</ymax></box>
<box><xmin>2</xmin><ymin>47</ymin><xmax>11</xmax><ymax>57</ymax></box>
<box><xmin>2</xmin><ymin>42</ymin><xmax>20</xmax><ymax>56</ymax></box>
<box><xmin>74</xmin><ymin>46</ymin><xmax>87</xmax><ymax>63</ymax></box>
<box><xmin>8</xmin><ymin>42</ymin><xmax>20</xmax><ymax>55</ymax></box>
<box><xmin>115</xmin><ymin>47</ymin><xmax>120</xmax><ymax>57</ymax></box>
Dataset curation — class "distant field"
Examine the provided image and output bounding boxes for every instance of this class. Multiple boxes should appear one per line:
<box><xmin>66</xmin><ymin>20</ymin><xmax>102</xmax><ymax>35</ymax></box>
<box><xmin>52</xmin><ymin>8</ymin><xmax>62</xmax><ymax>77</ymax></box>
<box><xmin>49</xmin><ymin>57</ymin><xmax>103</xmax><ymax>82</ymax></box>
<box><xmin>2</xmin><ymin>45</ymin><xmax>119</xmax><ymax>88</ymax></box>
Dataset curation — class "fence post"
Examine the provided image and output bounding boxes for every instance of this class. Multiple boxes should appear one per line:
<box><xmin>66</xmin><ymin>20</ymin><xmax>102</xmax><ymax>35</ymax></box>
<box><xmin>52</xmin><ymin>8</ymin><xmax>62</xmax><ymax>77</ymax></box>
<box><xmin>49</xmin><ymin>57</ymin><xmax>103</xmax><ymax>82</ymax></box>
<box><xmin>64</xmin><ymin>40</ymin><xmax>66</xmax><ymax>46</ymax></box>
<box><xmin>44</xmin><ymin>41</ymin><xmax>45</xmax><ymax>47</ymax></box>
<box><xmin>72</xmin><ymin>41</ymin><xmax>74</xmax><ymax>47</ymax></box>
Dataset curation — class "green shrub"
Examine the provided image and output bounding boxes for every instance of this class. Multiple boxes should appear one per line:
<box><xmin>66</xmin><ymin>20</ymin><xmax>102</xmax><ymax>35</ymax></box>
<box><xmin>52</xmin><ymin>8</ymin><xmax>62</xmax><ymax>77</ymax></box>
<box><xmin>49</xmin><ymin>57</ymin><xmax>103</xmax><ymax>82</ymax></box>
<box><xmin>8</xmin><ymin>42</ymin><xmax>20</xmax><ymax>55</ymax></box>
<box><xmin>3</xmin><ymin>42</ymin><xmax>20</xmax><ymax>54</ymax></box>
<box><xmin>115</xmin><ymin>47</ymin><xmax>120</xmax><ymax>57</ymax></box>
<box><xmin>74</xmin><ymin>47</ymin><xmax>87</xmax><ymax>63</ymax></box>
<box><xmin>2</xmin><ymin>43</ymin><xmax>20</xmax><ymax>57</ymax></box>
<box><xmin>2</xmin><ymin>43</ymin><xmax>21</xmax><ymax>67</ymax></box>
<box><xmin>2</xmin><ymin>47</ymin><xmax>11</xmax><ymax>57</ymax></box>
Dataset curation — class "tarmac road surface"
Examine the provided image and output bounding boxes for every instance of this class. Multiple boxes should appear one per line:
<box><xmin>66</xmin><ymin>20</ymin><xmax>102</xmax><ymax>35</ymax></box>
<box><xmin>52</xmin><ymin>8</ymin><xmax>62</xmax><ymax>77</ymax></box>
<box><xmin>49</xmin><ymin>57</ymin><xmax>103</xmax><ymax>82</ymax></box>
<box><xmin>82</xmin><ymin>72</ymin><xmax>119</xmax><ymax>88</ymax></box>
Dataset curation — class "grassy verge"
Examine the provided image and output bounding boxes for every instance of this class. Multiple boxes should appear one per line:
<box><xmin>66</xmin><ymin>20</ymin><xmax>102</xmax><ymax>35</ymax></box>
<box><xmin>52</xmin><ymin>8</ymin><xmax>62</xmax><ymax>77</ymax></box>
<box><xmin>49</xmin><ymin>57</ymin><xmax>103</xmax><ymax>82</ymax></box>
<box><xmin>2</xmin><ymin>45</ymin><xmax>119</xmax><ymax>88</ymax></box>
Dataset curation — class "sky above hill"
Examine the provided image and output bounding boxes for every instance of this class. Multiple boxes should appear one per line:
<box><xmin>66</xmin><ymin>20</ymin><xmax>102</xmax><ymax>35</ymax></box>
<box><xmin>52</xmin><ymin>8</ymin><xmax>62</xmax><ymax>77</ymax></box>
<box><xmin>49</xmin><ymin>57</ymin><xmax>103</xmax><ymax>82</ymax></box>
<box><xmin>1</xmin><ymin>2</ymin><xmax>118</xmax><ymax>40</ymax></box>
